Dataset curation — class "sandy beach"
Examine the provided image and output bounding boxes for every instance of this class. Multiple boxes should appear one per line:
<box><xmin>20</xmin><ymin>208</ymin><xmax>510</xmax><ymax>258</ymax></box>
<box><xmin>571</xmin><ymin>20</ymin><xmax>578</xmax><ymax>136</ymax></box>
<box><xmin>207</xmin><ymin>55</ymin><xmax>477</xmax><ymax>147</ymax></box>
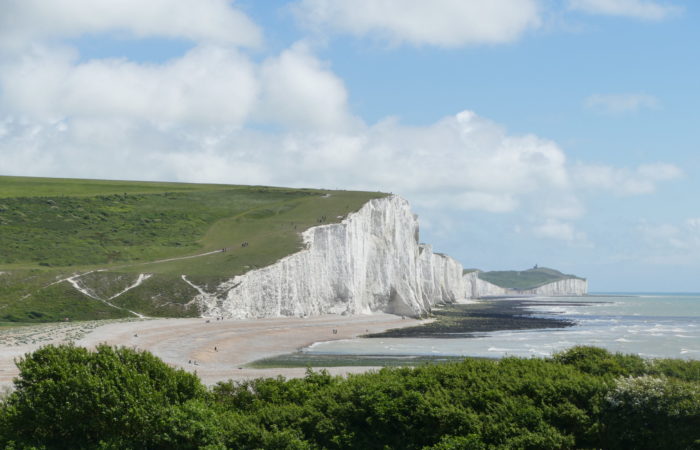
<box><xmin>0</xmin><ymin>314</ymin><xmax>427</xmax><ymax>389</ymax></box>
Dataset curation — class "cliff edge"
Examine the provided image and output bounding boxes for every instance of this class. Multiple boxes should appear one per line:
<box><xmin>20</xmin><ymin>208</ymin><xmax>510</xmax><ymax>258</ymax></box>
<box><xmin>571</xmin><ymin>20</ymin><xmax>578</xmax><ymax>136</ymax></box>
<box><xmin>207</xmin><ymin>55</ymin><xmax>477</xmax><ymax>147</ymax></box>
<box><xmin>194</xmin><ymin>195</ymin><xmax>468</xmax><ymax>319</ymax></box>
<box><xmin>0</xmin><ymin>176</ymin><xmax>587</xmax><ymax>323</ymax></box>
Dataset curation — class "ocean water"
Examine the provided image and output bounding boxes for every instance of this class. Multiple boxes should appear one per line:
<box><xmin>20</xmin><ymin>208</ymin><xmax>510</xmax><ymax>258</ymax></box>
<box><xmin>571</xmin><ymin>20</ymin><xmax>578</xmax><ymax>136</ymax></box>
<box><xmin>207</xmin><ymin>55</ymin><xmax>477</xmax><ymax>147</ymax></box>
<box><xmin>304</xmin><ymin>294</ymin><xmax>700</xmax><ymax>360</ymax></box>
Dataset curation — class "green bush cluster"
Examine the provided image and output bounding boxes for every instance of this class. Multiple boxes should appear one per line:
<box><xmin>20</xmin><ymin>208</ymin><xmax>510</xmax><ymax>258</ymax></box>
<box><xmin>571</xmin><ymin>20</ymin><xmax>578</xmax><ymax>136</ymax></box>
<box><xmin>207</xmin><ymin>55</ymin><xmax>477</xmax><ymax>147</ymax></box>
<box><xmin>0</xmin><ymin>345</ymin><xmax>698</xmax><ymax>449</ymax></box>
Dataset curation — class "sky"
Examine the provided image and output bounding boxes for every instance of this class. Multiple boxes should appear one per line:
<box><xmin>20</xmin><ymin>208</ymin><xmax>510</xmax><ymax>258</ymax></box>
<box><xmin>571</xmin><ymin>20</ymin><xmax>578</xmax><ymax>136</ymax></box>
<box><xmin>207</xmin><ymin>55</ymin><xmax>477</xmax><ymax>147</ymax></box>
<box><xmin>0</xmin><ymin>0</ymin><xmax>698</xmax><ymax>292</ymax></box>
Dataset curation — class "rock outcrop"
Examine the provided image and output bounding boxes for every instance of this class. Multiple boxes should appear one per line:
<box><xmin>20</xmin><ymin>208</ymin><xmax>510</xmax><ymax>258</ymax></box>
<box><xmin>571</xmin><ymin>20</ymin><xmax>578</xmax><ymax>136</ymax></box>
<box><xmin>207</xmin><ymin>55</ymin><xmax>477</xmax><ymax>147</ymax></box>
<box><xmin>197</xmin><ymin>196</ymin><xmax>468</xmax><ymax>319</ymax></box>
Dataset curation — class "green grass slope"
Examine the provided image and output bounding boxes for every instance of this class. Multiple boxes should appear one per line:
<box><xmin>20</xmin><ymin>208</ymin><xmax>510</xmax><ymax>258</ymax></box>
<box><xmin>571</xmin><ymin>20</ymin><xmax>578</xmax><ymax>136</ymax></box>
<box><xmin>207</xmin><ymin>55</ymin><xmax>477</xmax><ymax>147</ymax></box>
<box><xmin>0</xmin><ymin>175</ymin><xmax>386</xmax><ymax>322</ymax></box>
<box><xmin>478</xmin><ymin>267</ymin><xmax>584</xmax><ymax>290</ymax></box>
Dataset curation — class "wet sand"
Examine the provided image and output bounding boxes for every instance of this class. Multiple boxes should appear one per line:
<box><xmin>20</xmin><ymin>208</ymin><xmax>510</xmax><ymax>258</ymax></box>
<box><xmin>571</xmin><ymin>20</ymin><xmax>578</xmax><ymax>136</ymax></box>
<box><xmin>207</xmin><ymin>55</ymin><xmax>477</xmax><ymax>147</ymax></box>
<box><xmin>0</xmin><ymin>314</ymin><xmax>428</xmax><ymax>389</ymax></box>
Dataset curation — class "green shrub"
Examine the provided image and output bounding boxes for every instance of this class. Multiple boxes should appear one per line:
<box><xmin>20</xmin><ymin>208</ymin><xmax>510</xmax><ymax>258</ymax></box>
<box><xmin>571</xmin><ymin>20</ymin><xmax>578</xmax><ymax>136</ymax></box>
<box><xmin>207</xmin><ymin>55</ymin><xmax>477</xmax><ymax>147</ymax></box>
<box><xmin>211</xmin><ymin>359</ymin><xmax>607</xmax><ymax>449</ymax></box>
<box><xmin>553</xmin><ymin>345</ymin><xmax>648</xmax><ymax>377</ymax></box>
<box><xmin>0</xmin><ymin>344</ymin><xmax>206</xmax><ymax>449</ymax></box>
<box><xmin>2</xmin><ymin>346</ymin><xmax>699</xmax><ymax>449</ymax></box>
<box><xmin>600</xmin><ymin>375</ymin><xmax>700</xmax><ymax>449</ymax></box>
<box><xmin>554</xmin><ymin>345</ymin><xmax>700</xmax><ymax>383</ymax></box>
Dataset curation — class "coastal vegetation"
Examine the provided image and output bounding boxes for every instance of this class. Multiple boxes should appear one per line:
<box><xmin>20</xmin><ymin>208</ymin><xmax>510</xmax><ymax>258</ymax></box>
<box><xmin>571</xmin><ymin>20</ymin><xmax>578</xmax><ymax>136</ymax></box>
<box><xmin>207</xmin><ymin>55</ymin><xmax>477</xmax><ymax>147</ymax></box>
<box><xmin>0</xmin><ymin>345</ymin><xmax>697</xmax><ymax>449</ymax></box>
<box><xmin>0</xmin><ymin>176</ymin><xmax>384</xmax><ymax>323</ymax></box>
<box><xmin>478</xmin><ymin>267</ymin><xmax>584</xmax><ymax>290</ymax></box>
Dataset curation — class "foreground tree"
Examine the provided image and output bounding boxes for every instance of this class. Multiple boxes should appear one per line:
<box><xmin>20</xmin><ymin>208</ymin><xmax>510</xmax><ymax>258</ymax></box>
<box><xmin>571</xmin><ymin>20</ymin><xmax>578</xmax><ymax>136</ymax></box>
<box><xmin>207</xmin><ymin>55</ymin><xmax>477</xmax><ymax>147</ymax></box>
<box><xmin>1</xmin><ymin>344</ymin><xmax>698</xmax><ymax>448</ymax></box>
<box><xmin>600</xmin><ymin>375</ymin><xmax>700</xmax><ymax>450</ymax></box>
<box><xmin>0</xmin><ymin>344</ymin><xmax>206</xmax><ymax>449</ymax></box>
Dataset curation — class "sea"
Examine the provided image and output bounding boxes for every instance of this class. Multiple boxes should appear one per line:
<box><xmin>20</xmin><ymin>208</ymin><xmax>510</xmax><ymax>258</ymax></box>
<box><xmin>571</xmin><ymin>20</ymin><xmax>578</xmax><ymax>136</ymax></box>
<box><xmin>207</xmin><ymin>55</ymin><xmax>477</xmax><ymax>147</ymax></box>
<box><xmin>304</xmin><ymin>293</ymin><xmax>700</xmax><ymax>360</ymax></box>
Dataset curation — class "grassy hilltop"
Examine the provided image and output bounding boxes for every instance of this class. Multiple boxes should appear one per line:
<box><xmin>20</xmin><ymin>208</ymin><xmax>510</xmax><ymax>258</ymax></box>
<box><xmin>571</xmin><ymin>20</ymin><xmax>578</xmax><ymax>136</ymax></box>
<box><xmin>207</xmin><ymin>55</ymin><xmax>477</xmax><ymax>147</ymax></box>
<box><xmin>0</xmin><ymin>176</ymin><xmax>385</xmax><ymax>323</ymax></box>
<box><xmin>477</xmin><ymin>267</ymin><xmax>585</xmax><ymax>290</ymax></box>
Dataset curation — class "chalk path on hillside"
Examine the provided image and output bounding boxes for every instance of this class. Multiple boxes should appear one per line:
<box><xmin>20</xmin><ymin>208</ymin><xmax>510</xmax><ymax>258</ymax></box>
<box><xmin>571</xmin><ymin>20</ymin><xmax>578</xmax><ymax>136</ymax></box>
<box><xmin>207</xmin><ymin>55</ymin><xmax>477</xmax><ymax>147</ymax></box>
<box><xmin>0</xmin><ymin>314</ymin><xmax>428</xmax><ymax>389</ymax></box>
<box><xmin>38</xmin><ymin>249</ymin><xmax>228</xmax><ymax>316</ymax></box>
<box><xmin>131</xmin><ymin>248</ymin><xmax>226</xmax><ymax>266</ymax></box>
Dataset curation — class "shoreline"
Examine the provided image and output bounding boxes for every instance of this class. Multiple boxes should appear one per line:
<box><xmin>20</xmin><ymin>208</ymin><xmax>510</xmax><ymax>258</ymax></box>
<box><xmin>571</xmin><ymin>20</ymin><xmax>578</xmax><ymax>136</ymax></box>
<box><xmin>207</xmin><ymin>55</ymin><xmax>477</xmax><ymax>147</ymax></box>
<box><xmin>0</xmin><ymin>298</ymin><xmax>604</xmax><ymax>386</ymax></box>
<box><xmin>364</xmin><ymin>298</ymin><xmax>579</xmax><ymax>339</ymax></box>
<box><xmin>0</xmin><ymin>313</ymin><xmax>430</xmax><ymax>389</ymax></box>
<box><xmin>247</xmin><ymin>298</ymin><xmax>592</xmax><ymax>368</ymax></box>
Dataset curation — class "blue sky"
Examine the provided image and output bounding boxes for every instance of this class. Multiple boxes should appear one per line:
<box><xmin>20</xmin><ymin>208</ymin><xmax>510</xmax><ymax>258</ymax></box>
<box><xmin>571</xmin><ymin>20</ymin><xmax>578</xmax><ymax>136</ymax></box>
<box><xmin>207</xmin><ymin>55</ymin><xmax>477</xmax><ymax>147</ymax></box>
<box><xmin>0</xmin><ymin>0</ymin><xmax>697</xmax><ymax>291</ymax></box>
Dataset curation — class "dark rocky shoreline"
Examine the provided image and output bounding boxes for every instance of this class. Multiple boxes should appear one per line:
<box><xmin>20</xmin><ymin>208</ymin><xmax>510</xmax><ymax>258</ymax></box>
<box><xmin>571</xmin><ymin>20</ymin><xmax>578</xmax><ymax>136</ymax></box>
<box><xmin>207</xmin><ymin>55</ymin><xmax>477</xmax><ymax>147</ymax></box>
<box><xmin>366</xmin><ymin>299</ymin><xmax>582</xmax><ymax>339</ymax></box>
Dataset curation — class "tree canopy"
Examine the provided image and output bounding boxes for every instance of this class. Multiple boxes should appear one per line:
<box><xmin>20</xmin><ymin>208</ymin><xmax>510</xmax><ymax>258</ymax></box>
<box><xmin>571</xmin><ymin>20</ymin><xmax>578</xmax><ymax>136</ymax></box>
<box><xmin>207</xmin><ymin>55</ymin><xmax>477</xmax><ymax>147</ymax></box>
<box><xmin>0</xmin><ymin>345</ymin><xmax>698</xmax><ymax>449</ymax></box>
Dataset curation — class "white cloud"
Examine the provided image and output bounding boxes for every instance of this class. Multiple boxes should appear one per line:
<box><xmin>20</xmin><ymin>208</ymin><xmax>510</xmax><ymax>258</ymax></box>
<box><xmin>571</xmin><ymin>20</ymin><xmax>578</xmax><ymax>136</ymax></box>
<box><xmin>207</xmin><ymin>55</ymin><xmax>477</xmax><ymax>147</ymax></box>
<box><xmin>0</xmin><ymin>38</ymin><xmax>358</xmax><ymax>131</ymax></box>
<box><xmin>636</xmin><ymin>163</ymin><xmax>682</xmax><ymax>181</ymax></box>
<box><xmin>568</xmin><ymin>0</ymin><xmax>681</xmax><ymax>20</ymax></box>
<box><xmin>637</xmin><ymin>219</ymin><xmax>700</xmax><ymax>264</ymax></box>
<box><xmin>584</xmin><ymin>93</ymin><xmax>659</xmax><ymax>114</ymax></box>
<box><xmin>624</xmin><ymin>218</ymin><xmax>700</xmax><ymax>266</ymax></box>
<box><xmin>533</xmin><ymin>220</ymin><xmax>586</xmax><ymax>241</ymax></box>
<box><xmin>0</xmin><ymin>0</ymin><xmax>685</xmax><ymax>250</ymax></box>
<box><xmin>686</xmin><ymin>218</ymin><xmax>700</xmax><ymax>231</ymax></box>
<box><xmin>574</xmin><ymin>163</ymin><xmax>682</xmax><ymax>195</ymax></box>
<box><xmin>539</xmin><ymin>194</ymin><xmax>586</xmax><ymax>220</ymax></box>
<box><xmin>257</xmin><ymin>42</ymin><xmax>357</xmax><ymax>131</ymax></box>
<box><xmin>1</xmin><ymin>66</ymin><xmax>683</xmax><ymax>241</ymax></box>
<box><xmin>639</xmin><ymin>222</ymin><xmax>684</xmax><ymax>248</ymax></box>
<box><xmin>0</xmin><ymin>104</ymin><xmax>683</xmax><ymax>246</ymax></box>
<box><xmin>0</xmin><ymin>0</ymin><xmax>262</xmax><ymax>51</ymax></box>
<box><xmin>1</xmin><ymin>45</ymin><xmax>259</xmax><ymax>126</ymax></box>
<box><xmin>294</xmin><ymin>0</ymin><xmax>542</xmax><ymax>47</ymax></box>
<box><xmin>453</xmin><ymin>192</ymin><xmax>518</xmax><ymax>213</ymax></box>
<box><xmin>348</xmin><ymin>111</ymin><xmax>572</xmax><ymax>213</ymax></box>
<box><xmin>0</xmin><ymin>110</ymin><xmax>574</xmax><ymax>215</ymax></box>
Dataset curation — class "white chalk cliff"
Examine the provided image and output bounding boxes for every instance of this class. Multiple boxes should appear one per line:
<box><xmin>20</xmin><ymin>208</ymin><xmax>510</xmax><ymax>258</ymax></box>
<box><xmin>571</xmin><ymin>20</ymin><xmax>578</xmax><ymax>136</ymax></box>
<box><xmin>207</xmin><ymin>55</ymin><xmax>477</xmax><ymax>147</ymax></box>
<box><xmin>197</xmin><ymin>195</ymin><xmax>468</xmax><ymax>319</ymax></box>
<box><xmin>192</xmin><ymin>195</ymin><xmax>587</xmax><ymax>319</ymax></box>
<box><xmin>515</xmin><ymin>278</ymin><xmax>588</xmax><ymax>296</ymax></box>
<box><xmin>464</xmin><ymin>272</ymin><xmax>509</xmax><ymax>298</ymax></box>
<box><xmin>464</xmin><ymin>271</ymin><xmax>587</xmax><ymax>298</ymax></box>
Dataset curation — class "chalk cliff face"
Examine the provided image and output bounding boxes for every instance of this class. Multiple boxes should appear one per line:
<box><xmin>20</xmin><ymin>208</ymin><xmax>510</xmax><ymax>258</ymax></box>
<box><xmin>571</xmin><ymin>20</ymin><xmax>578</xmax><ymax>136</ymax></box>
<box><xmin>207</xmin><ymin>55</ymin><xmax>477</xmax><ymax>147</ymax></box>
<box><xmin>463</xmin><ymin>272</ymin><xmax>588</xmax><ymax>298</ymax></box>
<box><xmin>516</xmin><ymin>278</ymin><xmax>588</xmax><ymax>296</ymax></box>
<box><xmin>464</xmin><ymin>273</ymin><xmax>510</xmax><ymax>298</ymax></box>
<box><xmin>418</xmin><ymin>245</ymin><xmax>466</xmax><ymax>308</ymax></box>
<box><xmin>197</xmin><ymin>196</ymin><xmax>468</xmax><ymax>319</ymax></box>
